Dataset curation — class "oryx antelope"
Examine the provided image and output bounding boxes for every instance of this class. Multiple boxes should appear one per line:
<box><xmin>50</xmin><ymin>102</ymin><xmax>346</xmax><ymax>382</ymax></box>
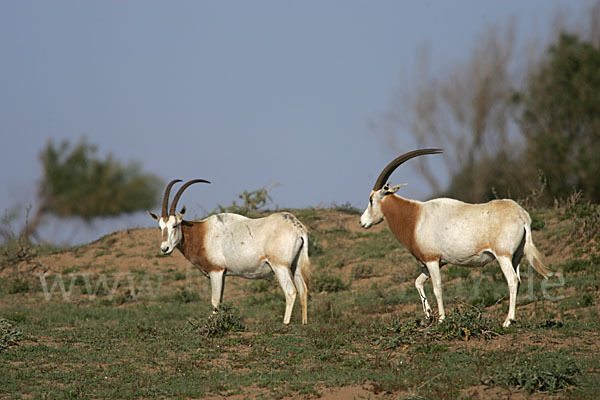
<box><xmin>148</xmin><ymin>179</ymin><xmax>311</xmax><ymax>324</ymax></box>
<box><xmin>360</xmin><ymin>149</ymin><xmax>552</xmax><ymax>327</ymax></box>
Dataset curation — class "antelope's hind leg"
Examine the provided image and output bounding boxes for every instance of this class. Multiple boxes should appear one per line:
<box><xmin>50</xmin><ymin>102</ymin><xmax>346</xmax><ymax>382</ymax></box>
<box><xmin>293</xmin><ymin>270</ymin><xmax>308</xmax><ymax>324</ymax></box>
<box><xmin>272</xmin><ymin>264</ymin><xmax>297</xmax><ymax>325</ymax></box>
<box><xmin>498</xmin><ymin>255</ymin><xmax>519</xmax><ymax>327</ymax></box>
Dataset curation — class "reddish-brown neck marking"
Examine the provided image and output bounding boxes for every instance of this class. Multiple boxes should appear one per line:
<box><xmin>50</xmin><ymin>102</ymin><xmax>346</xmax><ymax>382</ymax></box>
<box><xmin>380</xmin><ymin>195</ymin><xmax>434</xmax><ymax>263</ymax></box>
<box><xmin>178</xmin><ymin>220</ymin><xmax>224</xmax><ymax>273</ymax></box>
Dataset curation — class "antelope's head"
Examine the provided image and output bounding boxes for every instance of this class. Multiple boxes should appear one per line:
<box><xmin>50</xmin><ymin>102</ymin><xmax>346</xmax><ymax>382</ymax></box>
<box><xmin>147</xmin><ymin>179</ymin><xmax>210</xmax><ymax>254</ymax></box>
<box><xmin>360</xmin><ymin>149</ymin><xmax>442</xmax><ymax>229</ymax></box>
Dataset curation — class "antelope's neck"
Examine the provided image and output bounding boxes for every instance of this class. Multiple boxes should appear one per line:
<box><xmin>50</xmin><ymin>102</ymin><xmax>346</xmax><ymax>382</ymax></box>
<box><xmin>178</xmin><ymin>220</ymin><xmax>205</xmax><ymax>260</ymax></box>
<box><xmin>381</xmin><ymin>195</ymin><xmax>422</xmax><ymax>257</ymax></box>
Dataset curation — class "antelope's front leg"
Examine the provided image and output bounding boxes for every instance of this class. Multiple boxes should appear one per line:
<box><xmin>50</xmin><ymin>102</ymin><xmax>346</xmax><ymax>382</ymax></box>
<box><xmin>209</xmin><ymin>269</ymin><xmax>226</xmax><ymax>311</ymax></box>
<box><xmin>425</xmin><ymin>260</ymin><xmax>445</xmax><ymax>323</ymax></box>
<box><xmin>415</xmin><ymin>269</ymin><xmax>432</xmax><ymax>319</ymax></box>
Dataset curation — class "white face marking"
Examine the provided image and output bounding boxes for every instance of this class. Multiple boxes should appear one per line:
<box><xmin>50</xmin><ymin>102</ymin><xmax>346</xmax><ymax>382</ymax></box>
<box><xmin>158</xmin><ymin>215</ymin><xmax>183</xmax><ymax>254</ymax></box>
<box><xmin>360</xmin><ymin>190</ymin><xmax>385</xmax><ymax>229</ymax></box>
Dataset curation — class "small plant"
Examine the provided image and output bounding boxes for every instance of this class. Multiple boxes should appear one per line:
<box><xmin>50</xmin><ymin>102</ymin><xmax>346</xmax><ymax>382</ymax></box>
<box><xmin>0</xmin><ymin>209</ymin><xmax>40</xmax><ymax>270</ymax></box>
<box><xmin>189</xmin><ymin>303</ymin><xmax>246</xmax><ymax>337</ymax></box>
<box><xmin>0</xmin><ymin>318</ymin><xmax>22</xmax><ymax>352</ymax></box>
<box><xmin>215</xmin><ymin>185</ymin><xmax>276</xmax><ymax>216</ymax></box>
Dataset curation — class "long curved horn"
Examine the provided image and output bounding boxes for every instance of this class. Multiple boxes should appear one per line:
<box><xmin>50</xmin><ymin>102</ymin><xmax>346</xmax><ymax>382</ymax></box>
<box><xmin>373</xmin><ymin>149</ymin><xmax>443</xmax><ymax>191</ymax></box>
<box><xmin>169</xmin><ymin>179</ymin><xmax>211</xmax><ymax>215</ymax></box>
<box><xmin>162</xmin><ymin>179</ymin><xmax>183</xmax><ymax>217</ymax></box>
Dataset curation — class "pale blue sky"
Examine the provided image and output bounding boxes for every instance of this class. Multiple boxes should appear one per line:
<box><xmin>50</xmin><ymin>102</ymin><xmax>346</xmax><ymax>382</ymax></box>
<box><xmin>0</xmin><ymin>0</ymin><xmax>585</xmax><ymax>244</ymax></box>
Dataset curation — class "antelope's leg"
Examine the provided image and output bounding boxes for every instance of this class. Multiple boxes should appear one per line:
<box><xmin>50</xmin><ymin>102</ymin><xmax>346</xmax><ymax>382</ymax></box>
<box><xmin>272</xmin><ymin>264</ymin><xmax>297</xmax><ymax>325</ymax></box>
<box><xmin>498</xmin><ymin>256</ymin><xmax>519</xmax><ymax>327</ymax></box>
<box><xmin>425</xmin><ymin>260</ymin><xmax>445</xmax><ymax>322</ymax></box>
<box><xmin>209</xmin><ymin>269</ymin><xmax>226</xmax><ymax>311</ymax></box>
<box><xmin>415</xmin><ymin>269</ymin><xmax>432</xmax><ymax>318</ymax></box>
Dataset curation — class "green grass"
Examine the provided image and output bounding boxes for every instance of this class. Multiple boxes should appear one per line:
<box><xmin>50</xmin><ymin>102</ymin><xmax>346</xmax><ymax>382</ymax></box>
<box><xmin>1</xmin><ymin>206</ymin><xmax>599</xmax><ymax>399</ymax></box>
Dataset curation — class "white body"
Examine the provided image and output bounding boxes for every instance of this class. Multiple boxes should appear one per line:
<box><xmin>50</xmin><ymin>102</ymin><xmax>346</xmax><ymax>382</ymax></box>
<box><xmin>151</xmin><ymin>210</ymin><xmax>310</xmax><ymax>324</ymax></box>
<box><xmin>361</xmin><ymin>186</ymin><xmax>550</xmax><ymax>327</ymax></box>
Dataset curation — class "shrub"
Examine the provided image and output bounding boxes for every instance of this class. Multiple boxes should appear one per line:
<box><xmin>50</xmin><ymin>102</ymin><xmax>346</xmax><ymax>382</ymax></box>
<box><xmin>376</xmin><ymin>306</ymin><xmax>504</xmax><ymax>348</ymax></box>
<box><xmin>189</xmin><ymin>303</ymin><xmax>246</xmax><ymax>338</ymax></box>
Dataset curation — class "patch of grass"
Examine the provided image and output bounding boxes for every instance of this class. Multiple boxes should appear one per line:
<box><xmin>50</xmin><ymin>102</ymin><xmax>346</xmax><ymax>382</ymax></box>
<box><xmin>556</xmin><ymin>194</ymin><xmax>600</xmax><ymax>247</ymax></box>
<box><xmin>444</xmin><ymin>265</ymin><xmax>471</xmax><ymax>280</ymax></box>
<box><xmin>248</xmin><ymin>277</ymin><xmax>274</xmax><ymax>293</ymax></box>
<box><xmin>332</xmin><ymin>202</ymin><xmax>362</xmax><ymax>215</ymax></box>
<box><xmin>0</xmin><ymin>318</ymin><xmax>22</xmax><ymax>352</ymax></box>
<box><xmin>172</xmin><ymin>271</ymin><xmax>186</xmax><ymax>281</ymax></box>
<box><xmin>530</xmin><ymin>211</ymin><xmax>546</xmax><ymax>231</ymax></box>
<box><xmin>485</xmin><ymin>351</ymin><xmax>581</xmax><ymax>394</ymax></box>
<box><xmin>559</xmin><ymin>293</ymin><xmax>595</xmax><ymax>311</ymax></box>
<box><xmin>8</xmin><ymin>278</ymin><xmax>31</xmax><ymax>294</ymax></box>
<box><xmin>559</xmin><ymin>256</ymin><xmax>599</xmax><ymax>273</ymax></box>
<box><xmin>353</xmin><ymin>282</ymin><xmax>408</xmax><ymax>314</ymax></box>
<box><xmin>312</xmin><ymin>274</ymin><xmax>349</xmax><ymax>293</ymax></box>
<box><xmin>308</xmin><ymin>233</ymin><xmax>324</xmax><ymax>256</ymax></box>
<box><xmin>167</xmin><ymin>287</ymin><xmax>201</xmax><ymax>303</ymax></box>
<box><xmin>351</xmin><ymin>264</ymin><xmax>374</xmax><ymax>279</ymax></box>
<box><xmin>188</xmin><ymin>303</ymin><xmax>246</xmax><ymax>337</ymax></box>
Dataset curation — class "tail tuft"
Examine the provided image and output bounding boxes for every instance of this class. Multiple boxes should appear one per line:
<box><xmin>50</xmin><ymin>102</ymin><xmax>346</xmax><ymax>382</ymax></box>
<box><xmin>298</xmin><ymin>234</ymin><xmax>311</xmax><ymax>288</ymax></box>
<box><xmin>524</xmin><ymin>225</ymin><xmax>552</xmax><ymax>279</ymax></box>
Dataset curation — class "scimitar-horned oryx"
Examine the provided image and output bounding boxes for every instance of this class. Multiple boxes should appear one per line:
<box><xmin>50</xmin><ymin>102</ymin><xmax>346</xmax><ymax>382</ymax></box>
<box><xmin>360</xmin><ymin>149</ymin><xmax>552</xmax><ymax>327</ymax></box>
<box><xmin>148</xmin><ymin>179</ymin><xmax>311</xmax><ymax>324</ymax></box>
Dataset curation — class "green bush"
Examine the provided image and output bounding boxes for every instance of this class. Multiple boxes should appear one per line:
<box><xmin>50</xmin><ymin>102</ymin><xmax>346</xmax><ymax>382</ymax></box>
<box><xmin>376</xmin><ymin>306</ymin><xmax>504</xmax><ymax>348</ymax></box>
<box><xmin>189</xmin><ymin>303</ymin><xmax>246</xmax><ymax>338</ymax></box>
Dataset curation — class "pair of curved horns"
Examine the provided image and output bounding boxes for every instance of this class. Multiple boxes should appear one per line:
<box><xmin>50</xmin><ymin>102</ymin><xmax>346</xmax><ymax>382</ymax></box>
<box><xmin>373</xmin><ymin>149</ymin><xmax>443</xmax><ymax>191</ymax></box>
<box><xmin>161</xmin><ymin>179</ymin><xmax>211</xmax><ymax>217</ymax></box>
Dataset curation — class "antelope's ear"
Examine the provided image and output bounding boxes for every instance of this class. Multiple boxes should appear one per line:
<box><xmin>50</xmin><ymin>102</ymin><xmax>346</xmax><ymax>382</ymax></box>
<box><xmin>147</xmin><ymin>211</ymin><xmax>160</xmax><ymax>221</ymax></box>
<box><xmin>387</xmin><ymin>183</ymin><xmax>407</xmax><ymax>194</ymax></box>
<box><xmin>177</xmin><ymin>206</ymin><xmax>186</xmax><ymax>219</ymax></box>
